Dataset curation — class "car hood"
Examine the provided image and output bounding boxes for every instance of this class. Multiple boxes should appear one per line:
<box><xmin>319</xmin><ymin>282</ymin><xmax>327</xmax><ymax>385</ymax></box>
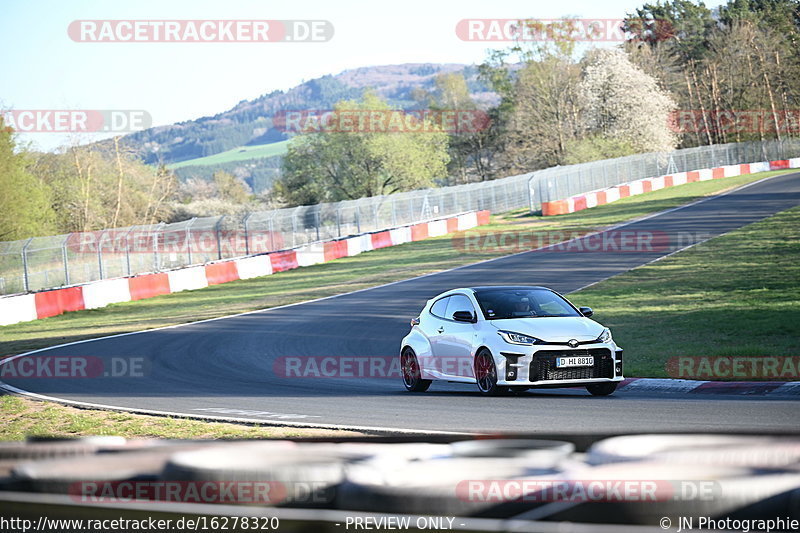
<box><xmin>488</xmin><ymin>317</ymin><xmax>603</xmax><ymax>342</ymax></box>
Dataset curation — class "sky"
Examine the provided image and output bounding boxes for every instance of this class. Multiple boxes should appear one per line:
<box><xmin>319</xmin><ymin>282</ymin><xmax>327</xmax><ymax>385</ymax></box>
<box><xmin>1</xmin><ymin>0</ymin><xmax>725</xmax><ymax>152</ymax></box>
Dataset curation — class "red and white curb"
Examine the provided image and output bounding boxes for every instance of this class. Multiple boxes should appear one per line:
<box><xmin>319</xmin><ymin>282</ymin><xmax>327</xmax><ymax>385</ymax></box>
<box><xmin>0</xmin><ymin>211</ymin><xmax>490</xmax><ymax>327</ymax></box>
<box><xmin>542</xmin><ymin>159</ymin><xmax>800</xmax><ymax>216</ymax></box>
<box><xmin>617</xmin><ymin>378</ymin><xmax>800</xmax><ymax>397</ymax></box>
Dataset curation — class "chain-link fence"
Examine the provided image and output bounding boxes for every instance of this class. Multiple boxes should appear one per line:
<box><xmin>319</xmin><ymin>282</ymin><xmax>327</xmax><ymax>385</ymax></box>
<box><xmin>2</xmin><ymin>139</ymin><xmax>799</xmax><ymax>296</ymax></box>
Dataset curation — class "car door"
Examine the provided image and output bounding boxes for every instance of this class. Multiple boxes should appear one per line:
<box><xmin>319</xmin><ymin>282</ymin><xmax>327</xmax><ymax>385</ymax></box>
<box><xmin>436</xmin><ymin>294</ymin><xmax>479</xmax><ymax>379</ymax></box>
<box><xmin>418</xmin><ymin>296</ymin><xmax>450</xmax><ymax>377</ymax></box>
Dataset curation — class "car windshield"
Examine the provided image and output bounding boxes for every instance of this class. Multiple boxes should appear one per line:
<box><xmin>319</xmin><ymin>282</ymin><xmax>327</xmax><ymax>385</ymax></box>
<box><xmin>473</xmin><ymin>288</ymin><xmax>581</xmax><ymax>320</ymax></box>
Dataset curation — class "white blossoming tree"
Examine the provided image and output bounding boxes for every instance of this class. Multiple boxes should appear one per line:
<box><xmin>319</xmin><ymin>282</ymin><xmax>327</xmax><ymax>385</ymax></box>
<box><xmin>578</xmin><ymin>48</ymin><xmax>677</xmax><ymax>154</ymax></box>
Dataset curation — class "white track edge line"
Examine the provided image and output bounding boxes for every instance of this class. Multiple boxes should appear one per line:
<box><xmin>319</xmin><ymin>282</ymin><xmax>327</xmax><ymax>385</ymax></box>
<box><xmin>0</xmin><ymin>382</ymin><xmax>476</xmax><ymax>436</ymax></box>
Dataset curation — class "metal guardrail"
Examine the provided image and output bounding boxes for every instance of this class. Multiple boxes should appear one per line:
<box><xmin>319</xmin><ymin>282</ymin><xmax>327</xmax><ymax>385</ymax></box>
<box><xmin>1</xmin><ymin>139</ymin><xmax>799</xmax><ymax>296</ymax></box>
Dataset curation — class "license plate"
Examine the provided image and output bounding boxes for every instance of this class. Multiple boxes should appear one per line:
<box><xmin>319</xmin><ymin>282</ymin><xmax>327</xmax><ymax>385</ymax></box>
<box><xmin>556</xmin><ymin>356</ymin><xmax>594</xmax><ymax>368</ymax></box>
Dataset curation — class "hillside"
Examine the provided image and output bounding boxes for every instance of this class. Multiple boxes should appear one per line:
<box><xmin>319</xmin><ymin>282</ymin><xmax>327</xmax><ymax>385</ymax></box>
<box><xmin>125</xmin><ymin>63</ymin><xmax>495</xmax><ymax>166</ymax></box>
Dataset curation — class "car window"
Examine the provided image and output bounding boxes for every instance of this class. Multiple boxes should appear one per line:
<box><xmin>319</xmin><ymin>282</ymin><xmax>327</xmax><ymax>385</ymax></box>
<box><xmin>445</xmin><ymin>294</ymin><xmax>475</xmax><ymax>320</ymax></box>
<box><xmin>474</xmin><ymin>289</ymin><xmax>581</xmax><ymax>319</ymax></box>
<box><xmin>537</xmin><ymin>292</ymin><xmax>576</xmax><ymax>316</ymax></box>
<box><xmin>429</xmin><ymin>297</ymin><xmax>450</xmax><ymax>318</ymax></box>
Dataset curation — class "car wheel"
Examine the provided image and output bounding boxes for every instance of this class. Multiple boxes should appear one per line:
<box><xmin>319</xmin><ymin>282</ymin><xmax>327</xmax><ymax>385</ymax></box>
<box><xmin>586</xmin><ymin>382</ymin><xmax>618</xmax><ymax>396</ymax></box>
<box><xmin>401</xmin><ymin>348</ymin><xmax>431</xmax><ymax>392</ymax></box>
<box><xmin>474</xmin><ymin>349</ymin><xmax>507</xmax><ymax>396</ymax></box>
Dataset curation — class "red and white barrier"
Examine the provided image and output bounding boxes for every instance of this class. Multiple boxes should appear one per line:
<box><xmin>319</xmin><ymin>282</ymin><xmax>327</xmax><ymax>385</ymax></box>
<box><xmin>457</xmin><ymin>212</ymin><xmax>479</xmax><ymax>231</ymax></box>
<box><xmin>235</xmin><ymin>255</ymin><xmax>272</xmax><ymax>279</ymax></box>
<box><xmin>295</xmin><ymin>244</ymin><xmax>326</xmax><ymax>267</ymax></box>
<box><xmin>389</xmin><ymin>227</ymin><xmax>412</xmax><ymax>246</ymax></box>
<box><xmin>0</xmin><ymin>211</ymin><xmax>490</xmax><ymax>326</ymax></box>
<box><xmin>541</xmin><ymin>160</ymin><xmax>796</xmax><ymax>216</ymax></box>
<box><xmin>370</xmin><ymin>231</ymin><xmax>393</xmax><ymax>250</ymax></box>
<box><xmin>129</xmin><ymin>273</ymin><xmax>170</xmax><ymax>301</ymax></box>
<box><xmin>205</xmin><ymin>261</ymin><xmax>239</xmax><ymax>285</ymax></box>
<box><xmin>345</xmin><ymin>235</ymin><xmax>364</xmax><ymax>257</ymax></box>
<box><xmin>82</xmin><ymin>278</ymin><xmax>132</xmax><ymax>310</ymax></box>
<box><xmin>167</xmin><ymin>266</ymin><xmax>208</xmax><ymax>293</ymax></box>
<box><xmin>427</xmin><ymin>219</ymin><xmax>448</xmax><ymax>237</ymax></box>
<box><xmin>0</xmin><ymin>293</ymin><xmax>38</xmax><ymax>326</ymax></box>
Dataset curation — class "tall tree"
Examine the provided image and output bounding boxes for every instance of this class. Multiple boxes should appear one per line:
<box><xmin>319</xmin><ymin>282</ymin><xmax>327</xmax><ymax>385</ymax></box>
<box><xmin>0</xmin><ymin>119</ymin><xmax>56</xmax><ymax>240</ymax></box>
<box><xmin>578</xmin><ymin>48</ymin><xmax>677</xmax><ymax>154</ymax></box>
<box><xmin>274</xmin><ymin>92</ymin><xmax>449</xmax><ymax>205</ymax></box>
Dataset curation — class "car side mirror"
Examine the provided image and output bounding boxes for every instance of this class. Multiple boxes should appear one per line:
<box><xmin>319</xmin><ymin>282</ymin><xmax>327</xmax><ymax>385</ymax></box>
<box><xmin>579</xmin><ymin>307</ymin><xmax>593</xmax><ymax>317</ymax></box>
<box><xmin>452</xmin><ymin>311</ymin><xmax>477</xmax><ymax>323</ymax></box>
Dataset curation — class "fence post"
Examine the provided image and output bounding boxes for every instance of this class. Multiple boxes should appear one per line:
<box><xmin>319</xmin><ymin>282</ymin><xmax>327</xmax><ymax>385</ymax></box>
<box><xmin>62</xmin><ymin>235</ymin><xmax>71</xmax><ymax>286</ymax></box>
<box><xmin>153</xmin><ymin>222</ymin><xmax>165</xmax><ymax>272</ymax></box>
<box><xmin>124</xmin><ymin>227</ymin><xmax>134</xmax><ymax>276</ymax></box>
<box><xmin>21</xmin><ymin>237</ymin><xmax>33</xmax><ymax>292</ymax></box>
<box><xmin>215</xmin><ymin>216</ymin><xmax>224</xmax><ymax>260</ymax></box>
<box><xmin>527</xmin><ymin>172</ymin><xmax>538</xmax><ymax>214</ymax></box>
<box><xmin>186</xmin><ymin>217</ymin><xmax>196</xmax><ymax>265</ymax></box>
<box><xmin>355</xmin><ymin>205</ymin><xmax>361</xmax><ymax>234</ymax></box>
<box><xmin>336</xmin><ymin>206</ymin><xmax>342</xmax><ymax>238</ymax></box>
<box><xmin>291</xmin><ymin>208</ymin><xmax>299</xmax><ymax>248</ymax></box>
<box><xmin>97</xmin><ymin>229</ymin><xmax>106</xmax><ymax>280</ymax></box>
<box><xmin>243</xmin><ymin>213</ymin><xmax>252</xmax><ymax>256</ymax></box>
<box><xmin>315</xmin><ymin>209</ymin><xmax>321</xmax><ymax>242</ymax></box>
<box><xmin>268</xmin><ymin>216</ymin><xmax>276</xmax><ymax>252</ymax></box>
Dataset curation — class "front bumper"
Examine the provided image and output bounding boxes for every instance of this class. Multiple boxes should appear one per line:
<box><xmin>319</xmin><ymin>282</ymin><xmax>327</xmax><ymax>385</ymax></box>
<box><xmin>495</xmin><ymin>344</ymin><xmax>624</xmax><ymax>387</ymax></box>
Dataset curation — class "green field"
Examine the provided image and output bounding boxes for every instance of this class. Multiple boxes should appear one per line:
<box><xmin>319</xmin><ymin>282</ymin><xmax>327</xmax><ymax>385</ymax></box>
<box><xmin>571</xmin><ymin>204</ymin><xmax>800</xmax><ymax>377</ymax></box>
<box><xmin>168</xmin><ymin>140</ymin><xmax>290</xmax><ymax>169</ymax></box>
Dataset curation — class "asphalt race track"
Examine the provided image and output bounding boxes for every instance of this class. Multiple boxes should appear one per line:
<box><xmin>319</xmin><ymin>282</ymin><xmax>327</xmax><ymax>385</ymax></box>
<box><xmin>2</xmin><ymin>172</ymin><xmax>800</xmax><ymax>434</ymax></box>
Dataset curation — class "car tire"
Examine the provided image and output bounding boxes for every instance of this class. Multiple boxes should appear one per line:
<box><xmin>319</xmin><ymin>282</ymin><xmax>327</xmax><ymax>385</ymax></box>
<box><xmin>401</xmin><ymin>348</ymin><xmax>431</xmax><ymax>392</ymax></box>
<box><xmin>586</xmin><ymin>382</ymin><xmax>618</xmax><ymax>396</ymax></box>
<box><xmin>474</xmin><ymin>349</ymin><xmax>507</xmax><ymax>396</ymax></box>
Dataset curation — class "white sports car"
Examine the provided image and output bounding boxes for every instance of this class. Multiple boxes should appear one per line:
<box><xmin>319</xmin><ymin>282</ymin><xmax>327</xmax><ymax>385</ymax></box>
<box><xmin>400</xmin><ymin>286</ymin><xmax>624</xmax><ymax>396</ymax></box>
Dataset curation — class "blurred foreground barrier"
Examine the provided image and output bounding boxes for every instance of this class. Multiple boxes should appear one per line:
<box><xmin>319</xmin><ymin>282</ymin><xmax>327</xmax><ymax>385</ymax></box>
<box><xmin>0</xmin><ymin>432</ymin><xmax>797</xmax><ymax>530</ymax></box>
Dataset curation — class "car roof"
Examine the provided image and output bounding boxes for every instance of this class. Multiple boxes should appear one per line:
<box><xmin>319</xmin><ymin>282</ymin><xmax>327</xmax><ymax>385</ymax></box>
<box><xmin>469</xmin><ymin>286</ymin><xmax>551</xmax><ymax>292</ymax></box>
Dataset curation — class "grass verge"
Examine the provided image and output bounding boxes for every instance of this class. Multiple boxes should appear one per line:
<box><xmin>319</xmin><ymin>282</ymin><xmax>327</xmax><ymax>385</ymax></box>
<box><xmin>0</xmin><ymin>396</ymin><xmax>362</xmax><ymax>440</ymax></box>
<box><xmin>570</xmin><ymin>205</ymin><xmax>800</xmax><ymax>377</ymax></box>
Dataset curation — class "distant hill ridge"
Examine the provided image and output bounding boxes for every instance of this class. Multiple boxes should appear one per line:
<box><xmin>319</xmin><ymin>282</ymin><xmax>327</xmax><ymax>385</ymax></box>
<box><xmin>121</xmin><ymin>63</ymin><xmax>497</xmax><ymax>167</ymax></box>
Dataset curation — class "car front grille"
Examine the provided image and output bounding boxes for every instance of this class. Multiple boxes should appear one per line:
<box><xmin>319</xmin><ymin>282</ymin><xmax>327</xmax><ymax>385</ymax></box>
<box><xmin>529</xmin><ymin>348</ymin><xmax>614</xmax><ymax>381</ymax></box>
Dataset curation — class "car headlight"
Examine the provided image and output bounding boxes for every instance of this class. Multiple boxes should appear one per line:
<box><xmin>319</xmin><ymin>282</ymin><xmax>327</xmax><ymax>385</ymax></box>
<box><xmin>597</xmin><ymin>328</ymin><xmax>612</xmax><ymax>343</ymax></box>
<box><xmin>498</xmin><ymin>330</ymin><xmax>541</xmax><ymax>345</ymax></box>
